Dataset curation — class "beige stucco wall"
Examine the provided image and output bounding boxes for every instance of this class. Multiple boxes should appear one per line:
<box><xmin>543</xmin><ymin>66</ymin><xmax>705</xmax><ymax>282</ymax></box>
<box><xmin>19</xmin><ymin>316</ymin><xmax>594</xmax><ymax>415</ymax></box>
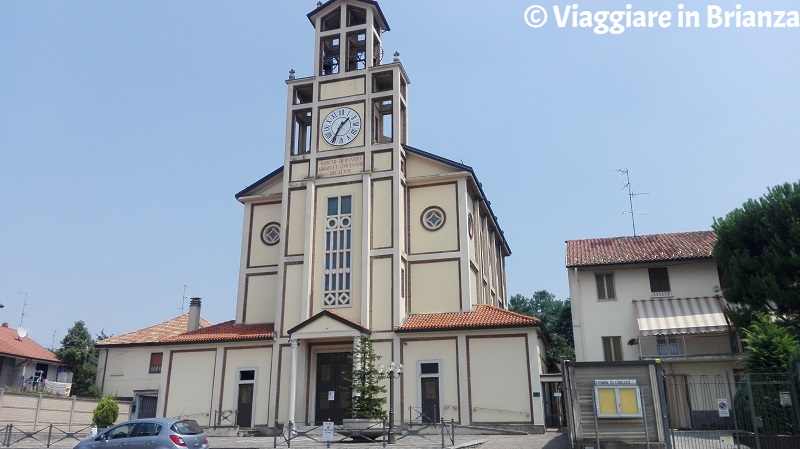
<box><xmin>405</xmin><ymin>154</ymin><xmax>453</xmax><ymax>179</ymax></box>
<box><xmin>220</xmin><ymin>346</ymin><xmax>273</xmax><ymax>426</ymax></box>
<box><xmin>371</xmin><ymin>257</ymin><xmax>393</xmax><ymax>331</ymax></box>
<box><xmin>98</xmin><ymin>347</ymin><xmax>162</xmax><ymax>397</ymax></box>
<box><xmin>400</xmin><ymin>338</ymin><xmax>460</xmax><ymax>423</ymax></box>
<box><xmin>244</xmin><ymin>273</ymin><xmax>277</xmax><ymax>324</ymax></box>
<box><xmin>408</xmin><ymin>183</ymin><xmax>459</xmax><ymax>254</ymax></box>
<box><xmin>409</xmin><ymin>260</ymin><xmax>460</xmax><ymax>314</ymax></box>
<box><xmin>371</xmin><ymin>179</ymin><xmax>392</xmax><ymax>249</ymax></box>
<box><xmin>372</xmin><ymin>150</ymin><xmax>392</xmax><ymax>172</ymax></box>
<box><xmin>569</xmin><ymin>260</ymin><xmax>722</xmax><ymax>362</ymax></box>
<box><xmin>290</xmin><ymin>161</ymin><xmax>309</xmax><ymax>181</ymax></box>
<box><xmin>468</xmin><ymin>336</ymin><xmax>532</xmax><ymax>423</ymax></box>
<box><xmin>248</xmin><ymin>202</ymin><xmax>281</xmax><ymax>267</ymax></box>
<box><xmin>283</xmin><ymin>263</ymin><xmax>305</xmax><ymax>333</ymax></box>
<box><xmin>287</xmin><ymin>189</ymin><xmax>307</xmax><ymax>256</ymax></box>
<box><xmin>165</xmin><ymin>350</ymin><xmax>216</xmax><ymax>425</ymax></box>
<box><xmin>319</xmin><ymin>77</ymin><xmax>365</xmax><ymax>101</ymax></box>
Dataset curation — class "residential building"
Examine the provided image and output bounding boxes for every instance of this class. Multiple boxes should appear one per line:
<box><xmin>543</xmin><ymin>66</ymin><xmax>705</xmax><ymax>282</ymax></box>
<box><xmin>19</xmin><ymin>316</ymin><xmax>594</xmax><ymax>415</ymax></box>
<box><xmin>0</xmin><ymin>322</ymin><xmax>64</xmax><ymax>392</ymax></box>
<box><xmin>97</xmin><ymin>0</ymin><xmax>550</xmax><ymax>433</ymax></box>
<box><xmin>96</xmin><ymin>306</ymin><xmax>212</xmax><ymax>419</ymax></box>
<box><xmin>566</xmin><ymin>230</ymin><xmax>744</xmax><ymax>428</ymax></box>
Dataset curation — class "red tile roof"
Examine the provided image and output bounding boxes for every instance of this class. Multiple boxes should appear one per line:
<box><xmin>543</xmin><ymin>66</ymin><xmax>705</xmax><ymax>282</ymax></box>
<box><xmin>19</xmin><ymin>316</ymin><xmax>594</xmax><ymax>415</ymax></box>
<box><xmin>0</xmin><ymin>323</ymin><xmax>60</xmax><ymax>363</ymax></box>
<box><xmin>566</xmin><ymin>231</ymin><xmax>716</xmax><ymax>267</ymax></box>
<box><xmin>395</xmin><ymin>305</ymin><xmax>542</xmax><ymax>332</ymax></box>
<box><xmin>97</xmin><ymin>314</ymin><xmax>213</xmax><ymax>346</ymax></box>
<box><xmin>162</xmin><ymin>321</ymin><xmax>274</xmax><ymax>343</ymax></box>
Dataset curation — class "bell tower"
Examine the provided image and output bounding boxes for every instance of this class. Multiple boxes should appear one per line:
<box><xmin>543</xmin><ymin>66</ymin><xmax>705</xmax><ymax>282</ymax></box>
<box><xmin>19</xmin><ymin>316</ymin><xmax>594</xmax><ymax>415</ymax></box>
<box><xmin>278</xmin><ymin>0</ymin><xmax>410</xmax><ymax>329</ymax></box>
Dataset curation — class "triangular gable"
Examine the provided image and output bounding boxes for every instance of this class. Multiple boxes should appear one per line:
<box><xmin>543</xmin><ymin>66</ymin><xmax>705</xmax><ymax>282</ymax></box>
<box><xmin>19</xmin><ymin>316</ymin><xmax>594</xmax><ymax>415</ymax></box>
<box><xmin>287</xmin><ymin>310</ymin><xmax>369</xmax><ymax>339</ymax></box>
<box><xmin>235</xmin><ymin>166</ymin><xmax>284</xmax><ymax>200</ymax></box>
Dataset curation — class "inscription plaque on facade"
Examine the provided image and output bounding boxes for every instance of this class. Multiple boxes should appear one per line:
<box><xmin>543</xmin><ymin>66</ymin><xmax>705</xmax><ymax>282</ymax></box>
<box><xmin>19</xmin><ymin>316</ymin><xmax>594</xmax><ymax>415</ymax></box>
<box><xmin>317</xmin><ymin>154</ymin><xmax>364</xmax><ymax>178</ymax></box>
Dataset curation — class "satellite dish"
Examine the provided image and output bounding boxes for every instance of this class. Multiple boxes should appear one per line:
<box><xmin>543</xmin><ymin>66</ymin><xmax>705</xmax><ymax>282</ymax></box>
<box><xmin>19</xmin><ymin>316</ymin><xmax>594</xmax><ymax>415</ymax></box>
<box><xmin>17</xmin><ymin>328</ymin><xmax>27</xmax><ymax>339</ymax></box>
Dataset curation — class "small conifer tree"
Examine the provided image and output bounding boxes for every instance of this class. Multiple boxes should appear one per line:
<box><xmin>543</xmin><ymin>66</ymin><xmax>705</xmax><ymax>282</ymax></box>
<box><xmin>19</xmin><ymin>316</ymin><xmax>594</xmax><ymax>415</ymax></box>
<box><xmin>93</xmin><ymin>394</ymin><xmax>119</xmax><ymax>428</ymax></box>
<box><xmin>342</xmin><ymin>335</ymin><xmax>387</xmax><ymax>420</ymax></box>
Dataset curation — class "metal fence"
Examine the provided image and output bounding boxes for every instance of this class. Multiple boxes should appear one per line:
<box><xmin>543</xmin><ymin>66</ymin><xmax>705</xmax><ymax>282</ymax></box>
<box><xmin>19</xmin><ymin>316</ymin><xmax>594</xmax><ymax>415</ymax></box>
<box><xmin>665</xmin><ymin>371</ymin><xmax>800</xmax><ymax>449</ymax></box>
<box><xmin>1</xmin><ymin>423</ymin><xmax>91</xmax><ymax>448</ymax></box>
<box><xmin>272</xmin><ymin>418</ymin><xmax>455</xmax><ymax>448</ymax></box>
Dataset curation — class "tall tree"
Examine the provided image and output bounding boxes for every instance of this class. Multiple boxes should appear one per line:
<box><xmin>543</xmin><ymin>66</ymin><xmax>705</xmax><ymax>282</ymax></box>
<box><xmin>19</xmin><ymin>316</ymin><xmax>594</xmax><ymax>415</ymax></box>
<box><xmin>712</xmin><ymin>181</ymin><xmax>800</xmax><ymax>330</ymax></box>
<box><xmin>742</xmin><ymin>313</ymin><xmax>798</xmax><ymax>374</ymax></box>
<box><xmin>56</xmin><ymin>321</ymin><xmax>101</xmax><ymax>398</ymax></box>
<box><xmin>509</xmin><ymin>290</ymin><xmax>574</xmax><ymax>363</ymax></box>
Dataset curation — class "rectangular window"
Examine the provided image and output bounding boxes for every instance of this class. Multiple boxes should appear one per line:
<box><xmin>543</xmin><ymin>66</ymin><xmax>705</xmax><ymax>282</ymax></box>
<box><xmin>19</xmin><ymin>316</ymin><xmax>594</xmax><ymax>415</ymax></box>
<box><xmin>291</xmin><ymin>109</ymin><xmax>312</xmax><ymax>155</ymax></box>
<box><xmin>649</xmin><ymin>267</ymin><xmax>671</xmax><ymax>296</ymax></box>
<box><xmin>595</xmin><ymin>273</ymin><xmax>616</xmax><ymax>300</ymax></box>
<box><xmin>320</xmin><ymin>36</ymin><xmax>340</xmax><ymax>75</ymax></box>
<box><xmin>657</xmin><ymin>336</ymin><xmax>680</xmax><ymax>355</ymax></box>
<box><xmin>148</xmin><ymin>353</ymin><xmax>163</xmax><ymax>373</ymax></box>
<box><xmin>595</xmin><ymin>386</ymin><xmax>643</xmax><ymax>418</ymax></box>
<box><xmin>324</xmin><ymin>196</ymin><xmax>352</xmax><ymax>307</ymax></box>
<box><xmin>602</xmin><ymin>336</ymin><xmax>623</xmax><ymax>362</ymax></box>
<box><xmin>346</xmin><ymin>31</ymin><xmax>367</xmax><ymax>71</ymax></box>
<box><xmin>372</xmin><ymin>97</ymin><xmax>393</xmax><ymax>143</ymax></box>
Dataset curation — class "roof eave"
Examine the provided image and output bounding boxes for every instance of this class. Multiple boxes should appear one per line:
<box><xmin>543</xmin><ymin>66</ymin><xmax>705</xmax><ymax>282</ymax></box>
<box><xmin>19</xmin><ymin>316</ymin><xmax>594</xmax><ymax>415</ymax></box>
<box><xmin>566</xmin><ymin>255</ymin><xmax>714</xmax><ymax>269</ymax></box>
<box><xmin>307</xmin><ymin>0</ymin><xmax>390</xmax><ymax>31</ymax></box>
<box><xmin>395</xmin><ymin>323</ymin><xmax>541</xmax><ymax>333</ymax></box>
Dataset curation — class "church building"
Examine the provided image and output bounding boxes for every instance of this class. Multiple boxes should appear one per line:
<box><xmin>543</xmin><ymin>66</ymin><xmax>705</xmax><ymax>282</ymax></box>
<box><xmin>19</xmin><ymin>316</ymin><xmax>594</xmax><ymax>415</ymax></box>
<box><xmin>97</xmin><ymin>0</ymin><xmax>549</xmax><ymax>433</ymax></box>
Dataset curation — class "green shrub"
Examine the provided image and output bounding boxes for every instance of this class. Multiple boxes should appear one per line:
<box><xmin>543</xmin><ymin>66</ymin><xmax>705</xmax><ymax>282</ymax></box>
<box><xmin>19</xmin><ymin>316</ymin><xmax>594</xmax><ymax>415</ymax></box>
<box><xmin>93</xmin><ymin>395</ymin><xmax>119</xmax><ymax>428</ymax></box>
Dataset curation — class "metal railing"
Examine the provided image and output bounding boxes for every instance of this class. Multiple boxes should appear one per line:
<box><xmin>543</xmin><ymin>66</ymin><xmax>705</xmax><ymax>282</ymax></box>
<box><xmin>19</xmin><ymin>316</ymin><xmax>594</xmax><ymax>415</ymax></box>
<box><xmin>213</xmin><ymin>409</ymin><xmax>238</xmax><ymax>427</ymax></box>
<box><xmin>638</xmin><ymin>332</ymin><xmax>743</xmax><ymax>359</ymax></box>
<box><xmin>271</xmin><ymin>418</ymin><xmax>456</xmax><ymax>448</ymax></box>
<box><xmin>1</xmin><ymin>424</ymin><xmax>91</xmax><ymax>448</ymax></box>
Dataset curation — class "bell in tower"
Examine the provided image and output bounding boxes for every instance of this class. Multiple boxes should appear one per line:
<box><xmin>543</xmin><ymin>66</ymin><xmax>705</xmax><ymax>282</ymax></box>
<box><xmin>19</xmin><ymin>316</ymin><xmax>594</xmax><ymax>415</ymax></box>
<box><xmin>308</xmin><ymin>0</ymin><xmax>390</xmax><ymax>77</ymax></box>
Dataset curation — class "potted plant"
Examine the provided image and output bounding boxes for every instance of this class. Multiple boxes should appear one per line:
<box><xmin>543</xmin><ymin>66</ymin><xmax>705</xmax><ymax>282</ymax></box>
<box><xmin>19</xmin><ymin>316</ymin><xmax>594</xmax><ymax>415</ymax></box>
<box><xmin>92</xmin><ymin>395</ymin><xmax>119</xmax><ymax>433</ymax></box>
<box><xmin>340</xmin><ymin>335</ymin><xmax>387</xmax><ymax>439</ymax></box>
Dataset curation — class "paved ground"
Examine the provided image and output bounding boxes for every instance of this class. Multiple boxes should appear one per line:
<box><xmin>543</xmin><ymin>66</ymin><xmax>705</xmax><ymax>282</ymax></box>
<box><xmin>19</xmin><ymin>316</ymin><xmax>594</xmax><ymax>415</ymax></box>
<box><xmin>205</xmin><ymin>429</ymin><xmax>569</xmax><ymax>449</ymax></box>
<box><xmin>7</xmin><ymin>429</ymin><xmax>569</xmax><ymax>449</ymax></box>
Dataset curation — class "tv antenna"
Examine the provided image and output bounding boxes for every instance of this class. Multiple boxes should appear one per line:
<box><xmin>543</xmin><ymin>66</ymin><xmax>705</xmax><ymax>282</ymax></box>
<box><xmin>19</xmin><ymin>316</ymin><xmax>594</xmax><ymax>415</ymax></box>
<box><xmin>18</xmin><ymin>292</ymin><xmax>30</xmax><ymax>328</ymax></box>
<box><xmin>181</xmin><ymin>284</ymin><xmax>189</xmax><ymax>314</ymax></box>
<box><xmin>616</xmin><ymin>168</ymin><xmax>649</xmax><ymax>237</ymax></box>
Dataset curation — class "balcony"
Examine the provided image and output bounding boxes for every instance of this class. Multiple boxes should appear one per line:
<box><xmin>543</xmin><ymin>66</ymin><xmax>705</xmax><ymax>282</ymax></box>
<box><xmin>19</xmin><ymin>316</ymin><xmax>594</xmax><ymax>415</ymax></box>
<box><xmin>637</xmin><ymin>332</ymin><xmax>743</xmax><ymax>359</ymax></box>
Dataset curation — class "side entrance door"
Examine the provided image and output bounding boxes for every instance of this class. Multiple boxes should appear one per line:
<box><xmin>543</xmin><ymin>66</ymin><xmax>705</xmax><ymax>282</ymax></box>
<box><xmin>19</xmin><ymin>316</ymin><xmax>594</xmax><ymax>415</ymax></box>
<box><xmin>315</xmin><ymin>352</ymin><xmax>351</xmax><ymax>425</ymax></box>
<box><xmin>237</xmin><ymin>384</ymin><xmax>254</xmax><ymax>427</ymax></box>
<box><xmin>420</xmin><ymin>377</ymin><xmax>440</xmax><ymax>423</ymax></box>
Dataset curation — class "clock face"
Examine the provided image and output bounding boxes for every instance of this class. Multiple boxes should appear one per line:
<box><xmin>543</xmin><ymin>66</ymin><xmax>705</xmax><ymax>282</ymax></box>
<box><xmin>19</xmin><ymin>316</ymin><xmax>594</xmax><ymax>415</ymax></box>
<box><xmin>321</xmin><ymin>107</ymin><xmax>362</xmax><ymax>146</ymax></box>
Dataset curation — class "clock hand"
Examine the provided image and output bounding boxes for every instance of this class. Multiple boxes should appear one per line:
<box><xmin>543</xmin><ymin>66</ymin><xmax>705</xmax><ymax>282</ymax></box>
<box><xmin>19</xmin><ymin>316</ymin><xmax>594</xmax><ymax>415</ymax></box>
<box><xmin>333</xmin><ymin>117</ymin><xmax>350</xmax><ymax>138</ymax></box>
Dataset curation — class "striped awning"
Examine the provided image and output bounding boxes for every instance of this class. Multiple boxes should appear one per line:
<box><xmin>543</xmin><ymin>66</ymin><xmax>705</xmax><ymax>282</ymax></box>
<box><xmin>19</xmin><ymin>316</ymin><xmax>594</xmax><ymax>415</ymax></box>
<box><xmin>633</xmin><ymin>297</ymin><xmax>729</xmax><ymax>336</ymax></box>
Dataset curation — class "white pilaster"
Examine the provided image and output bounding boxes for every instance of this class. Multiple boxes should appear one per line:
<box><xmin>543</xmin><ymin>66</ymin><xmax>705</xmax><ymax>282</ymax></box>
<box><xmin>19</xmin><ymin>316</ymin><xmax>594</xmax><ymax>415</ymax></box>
<box><xmin>288</xmin><ymin>338</ymin><xmax>300</xmax><ymax>424</ymax></box>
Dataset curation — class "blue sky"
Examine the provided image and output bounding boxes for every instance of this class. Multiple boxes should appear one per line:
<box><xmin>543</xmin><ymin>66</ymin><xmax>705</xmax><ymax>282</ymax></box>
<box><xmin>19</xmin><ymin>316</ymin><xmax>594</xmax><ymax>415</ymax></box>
<box><xmin>2</xmin><ymin>0</ymin><xmax>798</xmax><ymax>347</ymax></box>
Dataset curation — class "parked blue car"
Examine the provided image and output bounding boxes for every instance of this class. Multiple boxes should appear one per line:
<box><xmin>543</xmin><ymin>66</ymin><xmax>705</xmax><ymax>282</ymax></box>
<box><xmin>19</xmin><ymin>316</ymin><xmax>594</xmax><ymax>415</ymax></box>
<box><xmin>74</xmin><ymin>418</ymin><xmax>208</xmax><ymax>449</ymax></box>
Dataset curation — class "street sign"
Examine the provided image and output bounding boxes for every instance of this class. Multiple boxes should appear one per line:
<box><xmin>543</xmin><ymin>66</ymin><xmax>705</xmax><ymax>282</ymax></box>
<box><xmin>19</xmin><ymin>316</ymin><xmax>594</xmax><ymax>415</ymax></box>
<box><xmin>322</xmin><ymin>421</ymin><xmax>334</xmax><ymax>442</ymax></box>
<box><xmin>718</xmin><ymin>399</ymin><xmax>730</xmax><ymax>417</ymax></box>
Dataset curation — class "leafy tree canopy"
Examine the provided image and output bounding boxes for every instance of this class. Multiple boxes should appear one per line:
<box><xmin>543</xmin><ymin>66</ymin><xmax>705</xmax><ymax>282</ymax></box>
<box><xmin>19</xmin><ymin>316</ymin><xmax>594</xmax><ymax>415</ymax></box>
<box><xmin>56</xmin><ymin>321</ymin><xmax>101</xmax><ymax>398</ymax></box>
<box><xmin>742</xmin><ymin>313</ymin><xmax>798</xmax><ymax>374</ymax></box>
<box><xmin>712</xmin><ymin>181</ymin><xmax>800</xmax><ymax>329</ymax></box>
<box><xmin>509</xmin><ymin>290</ymin><xmax>574</xmax><ymax>364</ymax></box>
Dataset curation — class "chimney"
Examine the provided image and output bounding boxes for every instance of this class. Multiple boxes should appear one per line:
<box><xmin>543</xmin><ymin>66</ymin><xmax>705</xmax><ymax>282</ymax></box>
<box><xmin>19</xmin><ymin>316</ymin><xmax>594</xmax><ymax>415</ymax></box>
<box><xmin>188</xmin><ymin>297</ymin><xmax>202</xmax><ymax>332</ymax></box>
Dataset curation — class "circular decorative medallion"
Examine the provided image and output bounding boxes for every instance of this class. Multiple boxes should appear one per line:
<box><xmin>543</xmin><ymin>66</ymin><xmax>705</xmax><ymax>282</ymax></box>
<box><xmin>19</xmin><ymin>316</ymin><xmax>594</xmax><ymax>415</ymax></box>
<box><xmin>468</xmin><ymin>213</ymin><xmax>474</xmax><ymax>239</ymax></box>
<box><xmin>260</xmin><ymin>222</ymin><xmax>281</xmax><ymax>246</ymax></box>
<box><xmin>421</xmin><ymin>206</ymin><xmax>446</xmax><ymax>231</ymax></box>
